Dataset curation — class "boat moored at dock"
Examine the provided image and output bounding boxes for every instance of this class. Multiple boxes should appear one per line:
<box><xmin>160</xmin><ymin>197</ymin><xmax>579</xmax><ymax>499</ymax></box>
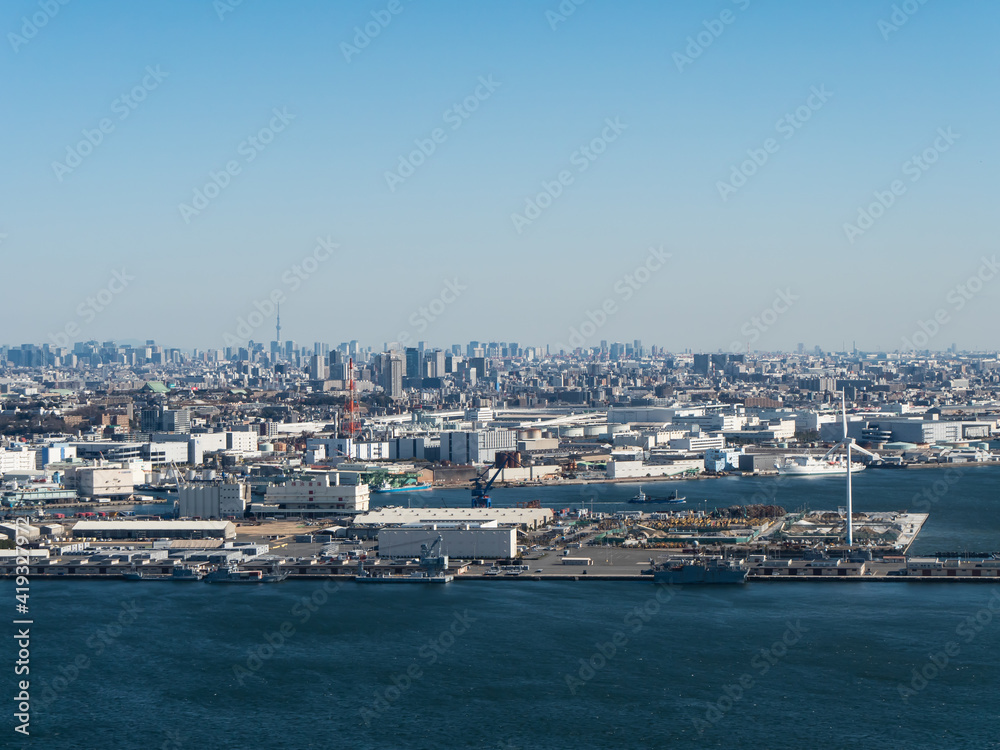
<box><xmin>123</xmin><ymin>565</ymin><xmax>204</xmax><ymax>581</ymax></box>
<box><xmin>646</xmin><ymin>557</ymin><xmax>749</xmax><ymax>584</ymax></box>
<box><xmin>355</xmin><ymin>570</ymin><xmax>453</xmax><ymax>583</ymax></box>
<box><xmin>204</xmin><ymin>563</ymin><xmax>288</xmax><ymax>584</ymax></box>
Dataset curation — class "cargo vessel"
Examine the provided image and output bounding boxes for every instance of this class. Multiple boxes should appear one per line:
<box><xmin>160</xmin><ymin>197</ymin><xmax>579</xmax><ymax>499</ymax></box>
<box><xmin>647</xmin><ymin>557</ymin><xmax>748</xmax><ymax>584</ymax></box>
<box><xmin>204</xmin><ymin>563</ymin><xmax>288</xmax><ymax>583</ymax></box>
<box><xmin>775</xmin><ymin>455</ymin><xmax>866</xmax><ymax>476</ymax></box>
<box><xmin>355</xmin><ymin>570</ymin><xmax>453</xmax><ymax>583</ymax></box>
<box><xmin>123</xmin><ymin>565</ymin><xmax>204</xmax><ymax>581</ymax></box>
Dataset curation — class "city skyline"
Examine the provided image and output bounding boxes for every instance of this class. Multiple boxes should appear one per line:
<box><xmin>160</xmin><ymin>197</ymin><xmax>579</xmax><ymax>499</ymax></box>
<box><xmin>1</xmin><ymin>333</ymin><xmax>986</xmax><ymax>359</ymax></box>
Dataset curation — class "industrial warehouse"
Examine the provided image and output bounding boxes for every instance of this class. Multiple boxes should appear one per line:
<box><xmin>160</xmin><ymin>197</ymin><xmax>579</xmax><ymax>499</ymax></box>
<box><xmin>351</xmin><ymin>506</ymin><xmax>553</xmax><ymax>533</ymax></box>
<box><xmin>71</xmin><ymin>520</ymin><xmax>237</xmax><ymax>540</ymax></box>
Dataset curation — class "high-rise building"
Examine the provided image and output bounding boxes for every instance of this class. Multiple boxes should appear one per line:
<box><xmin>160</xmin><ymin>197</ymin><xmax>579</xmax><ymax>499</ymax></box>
<box><xmin>405</xmin><ymin>347</ymin><xmax>420</xmax><ymax>379</ymax></box>
<box><xmin>430</xmin><ymin>349</ymin><xmax>446</xmax><ymax>378</ymax></box>
<box><xmin>309</xmin><ymin>355</ymin><xmax>328</xmax><ymax>380</ymax></box>
<box><xmin>381</xmin><ymin>353</ymin><xmax>404</xmax><ymax>398</ymax></box>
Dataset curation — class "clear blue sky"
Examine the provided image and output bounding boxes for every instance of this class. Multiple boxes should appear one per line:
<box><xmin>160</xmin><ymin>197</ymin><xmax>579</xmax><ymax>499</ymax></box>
<box><xmin>3</xmin><ymin>0</ymin><xmax>998</xmax><ymax>353</ymax></box>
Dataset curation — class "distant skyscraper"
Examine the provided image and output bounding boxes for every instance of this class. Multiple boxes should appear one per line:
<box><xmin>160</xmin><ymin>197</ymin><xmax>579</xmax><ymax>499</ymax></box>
<box><xmin>430</xmin><ymin>349</ymin><xmax>446</xmax><ymax>378</ymax></box>
<box><xmin>405</xmin><ymin>347</ymin><xmax>420</xmax><ymax>379</ymax></box>
<box><xmin>381</xmin><ymin>353</ymin><xmax>404</xmax><ymax>398</ymax></box>
<box><xmin>308</xmin><ymin>355</ymin><xmax>328</xmax><ymax>380</ymax></box>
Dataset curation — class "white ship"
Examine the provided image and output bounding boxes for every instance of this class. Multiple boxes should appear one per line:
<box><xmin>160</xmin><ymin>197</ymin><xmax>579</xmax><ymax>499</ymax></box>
<box><xmin>775</xmin><ymin>455</ymin><xmax>867</xmax><ymax>476</ymax></box>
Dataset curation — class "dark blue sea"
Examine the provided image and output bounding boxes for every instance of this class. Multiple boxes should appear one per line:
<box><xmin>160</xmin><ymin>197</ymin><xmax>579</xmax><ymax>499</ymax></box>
<box><xmin>6</xmin><ymin>466</ymin><xmax>1000</xmax><ymax>749</ymax></box>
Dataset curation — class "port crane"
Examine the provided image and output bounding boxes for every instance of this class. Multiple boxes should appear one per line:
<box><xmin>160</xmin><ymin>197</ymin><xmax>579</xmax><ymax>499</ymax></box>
<box><xmin>470</xmin><ymin>451</ymin><xmax>521</xmax><ymax>508</ymax></box>
<box><xmin>419</xmin><ymin>535</ymin><xmax>448</xmax><ymax>572</ymax></box>
<box><xmin>470</xmin><ymin>464</ymin><xmax>503</xmax><ymax>508</ymax></box>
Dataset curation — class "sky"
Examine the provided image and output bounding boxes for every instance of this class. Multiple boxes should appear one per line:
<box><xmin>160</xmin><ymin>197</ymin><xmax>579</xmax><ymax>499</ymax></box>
<box><xmin>3</xmin><ymin>0</ymin><xmax>999</xmax><ymax>354</ymax></box>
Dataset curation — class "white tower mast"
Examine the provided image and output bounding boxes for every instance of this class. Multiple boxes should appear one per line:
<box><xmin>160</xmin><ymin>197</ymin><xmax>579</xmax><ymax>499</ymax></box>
<box><xmin>843</xmin><ymin>392</ymin><xmax>852</xmax><ymax>546</ymax></box>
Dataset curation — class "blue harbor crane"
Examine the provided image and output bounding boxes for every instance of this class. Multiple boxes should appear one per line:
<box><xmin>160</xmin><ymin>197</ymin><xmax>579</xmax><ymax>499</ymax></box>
<box><xmin>470</xmin><ymin>464</ymin><xmax>502</xmax><ymax>508</ymax></box>
<box><xmin>470</xmin><ymin>451</ymin><xmax>520</xmax><ymax>508</ymax></box>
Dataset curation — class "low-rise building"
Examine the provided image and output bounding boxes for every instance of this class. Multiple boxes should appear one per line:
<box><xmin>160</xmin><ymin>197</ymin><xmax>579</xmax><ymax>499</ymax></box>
<box><xmin>77</xmin><ymin>467</ymin><xmax>134</xmax><ymax>498</ymax></box>
<box><xmin>71</xmin><ymin>520</ymin><xmax>236</xmax><ymax>540</ymax></box>
<box><xmin>260</xmin><ymin>473</ymin><xmax>369</xmax><ymax>517</ymax></box>
<box><xmin>178</xmin><ymin>482</ymin><xmax>251</xmax><ymax>518</ymax></box>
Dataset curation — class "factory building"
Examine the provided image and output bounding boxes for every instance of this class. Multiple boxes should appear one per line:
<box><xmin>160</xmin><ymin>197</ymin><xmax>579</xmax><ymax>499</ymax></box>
<box><xmin>605</xmin><ymin>460</ymin><xmax>702</xmax><ymax>479</ymax></box>
<box><xmin>306</xmin><ymin>437</ymin><xmax>389</xmax><ymax>461</ymax></box>
<box><xmin>841</xmin><ymin>418</ymin><xmax>993</xmax><ymax>445</ymax></box>
<box><xmin>41</xmin><ymin>443</ymin><xmax>77</xmax><ymax>465</ymax></box>
<box><xmin>0</xmin><ymin>522</ymin><xmax>40</xmax><ymax>542</ymax></box>
<box><xmin>72</xmin><ymin>442</ymin><xmax>143</xmax><ymax>462</ymax></box>
<box><xmin>389</xmin><ymin>437</ymin><xmax>430</xmax><ymax>461</ymax></box>
<box><xmin>259</xmin><ymin>473</ymin><xmax>370</xmax><ymax>517</ymax></box>
<box><xmin>378</xmin><ymin>524</ymin><xmax>517</xmax><ymax>560</ymax></box>
<box><xmin>187</xmin><ymin>432</ymin><xmax>228</xmax><ymax>464</ymax></box>
<box><xmin>607</xmin><ymin>406</ymin><xmax>674</xmax><ymax>424</ymax></box>
<box><xmin>704</xmin><ymin>448</ymin><xmax>744</xmax><ymax>472</ymax></box>
<box><xmin>0</xmin><ymin>447</ymin><xmax>39</xmax><ymax>473</ymax></box>
<box><xmin>71</xmin><ymin>520</ymin><xmax>236</xmax><ymax>540</ymax></box>
<box><xmin>142</xmin><ymin>441</ymin><xmax>190</xmax><ymax>467</ymax></box>
<box><xmin>668</xmin><ymin>434</ymin><xmax>726</xmax><ymax>452</ymax></box>
<box><xmin>440</xmin><ymin>429</ymin><xmax>517</xmax><ymax>465</ymax></box>
<box><xmin>227</xmin><ymin>429</ymin><xmax>259</xmax><ymax>453</ymax></box>
<box><xmin>178</xmin><ymin>482</ymin><xmax>251</xmax><ymax>519</ymax></box>
<box><xmin>77</xmin><ymin>467</ymin><xmax>134</xmax><ymax>498</ymax></box>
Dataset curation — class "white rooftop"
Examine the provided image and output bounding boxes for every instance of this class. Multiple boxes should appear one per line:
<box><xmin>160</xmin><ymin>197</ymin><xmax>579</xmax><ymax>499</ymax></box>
<box><xmin>353</xmin><ymin>506</ymin><xmax>552</xmax><ymax>527</ymax></box>
<box><xmin>72</xmin><ymin>520</ymin><xmax>234</xmax><ymax>531</ymax></box>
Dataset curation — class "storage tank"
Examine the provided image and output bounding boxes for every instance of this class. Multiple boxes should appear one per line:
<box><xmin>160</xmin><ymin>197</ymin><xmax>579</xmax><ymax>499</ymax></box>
<box><xmin>186</xmin><ymin>470</ymin><xmax>198</xmax><ymax>481</ymax></box>
<box><xmin>203</xmin><ymin>469</ymin><xmax>217</xmax><ymax>481</ymax></box>
<box><xmin>260</xmin><ymin>443</ymin><xmax>274</xmax><ymax>453</ymax></box>
<box><xmin>608</xmin><ymin>424</ymin><xmax>630</xmax><ymax>434</ymax></box>
<box><xmin>584</xmin><ymin>425</ymin><xmax>607</xmax><ymax>437</ymax></box>
<box><xmin>560</xmin><ymin>426</ymin><xmax>584</xmax><ymax>438</ymax></box>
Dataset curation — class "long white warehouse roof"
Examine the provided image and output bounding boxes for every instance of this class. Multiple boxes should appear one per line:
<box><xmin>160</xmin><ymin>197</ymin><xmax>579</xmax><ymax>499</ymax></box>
<box><xmin>353</xmin><ymin>507</ymin><xmax>552</xmax><ymax>527</ymax></box>
<box><xmin>72</xmin><ymin>520</ymin><xmax>234</xmax><ymax>531</ymax></box>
